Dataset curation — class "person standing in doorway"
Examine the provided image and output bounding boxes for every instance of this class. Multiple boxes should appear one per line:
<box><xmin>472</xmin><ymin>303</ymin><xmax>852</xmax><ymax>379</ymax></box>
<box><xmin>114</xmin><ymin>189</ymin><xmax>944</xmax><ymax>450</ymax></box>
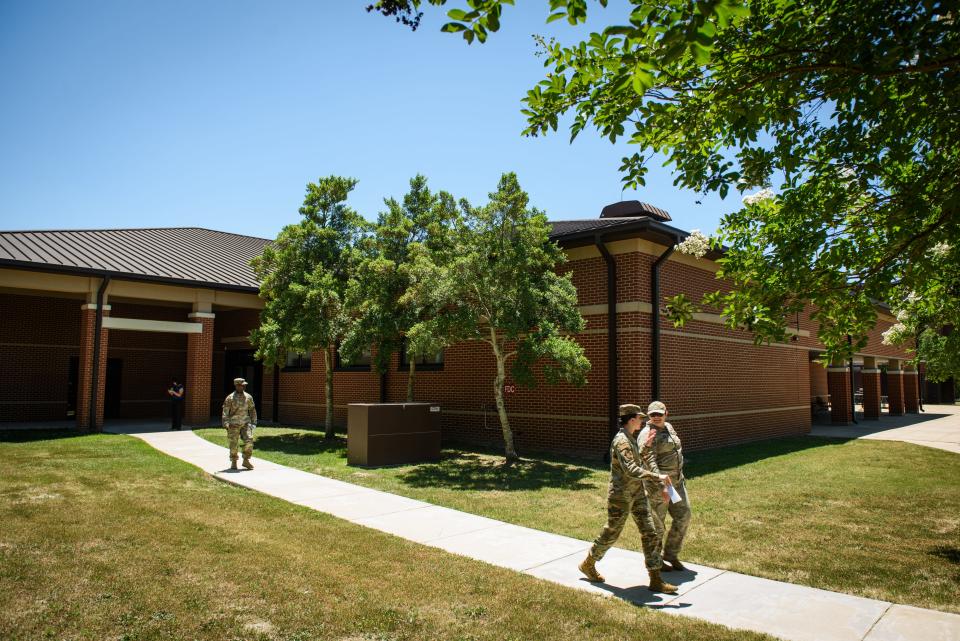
<box><xmin>638</xmin><ymin>400</ymin><xmax>692</xmax><ymax>572</ymax></box>
<box><xmin>167</xmin><ymin>377</ymin><xmax>184</xmax><ymax>430</ymax></box>
<box><xmin>222</xmin><ymin>377</ymin><xmax>257</xmax><ymax>470</ymax></box>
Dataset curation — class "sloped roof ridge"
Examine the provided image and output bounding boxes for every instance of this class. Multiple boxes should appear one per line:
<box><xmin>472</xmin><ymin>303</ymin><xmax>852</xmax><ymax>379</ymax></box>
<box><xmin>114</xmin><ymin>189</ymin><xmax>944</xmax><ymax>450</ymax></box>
<box><xmin>0</xmin><ymin>226</ymin><xmax>272</xmax><ymax>242</ymax></box>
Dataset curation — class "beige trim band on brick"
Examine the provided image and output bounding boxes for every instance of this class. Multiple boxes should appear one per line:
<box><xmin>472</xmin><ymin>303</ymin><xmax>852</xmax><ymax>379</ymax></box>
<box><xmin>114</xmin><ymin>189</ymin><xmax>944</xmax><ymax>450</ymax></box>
<box><xmin>887</xmin><ymin>370</ymin><xmax>904</xmax><ymax>375</ymax></box>
<box><xmin>827</xmin><ymin>366</ymin><xmax>850</xmax><ymax>373</ymax></box>
<box><xmin>0</xmin><ymin>268</ymin><xmax>263</xmax><ymax>309</ymax></box>
<box><xmin>578</xmin><ymin>301</ymin><xmax>653</xmax><ymax>316</ymax></box>
<box><xmin>861</xmin><ymin>369</ymin><xmax>882</xmax><ymax>374</ymax></box>
<box><xmin>577</xmin><ymin>303</ymin><xmax>812</xmax><ymax>337</ymax></box>
<box><xmin>903</xmin><ymin>370</ymin><xmax>918</xmax><ymax>375</ymax></box>
<box><xmin>103</xmin><ymin>317</ymin><xmax>203</xmax><ymax>334</ymax></box>
<box><xmin>0</xmin><ymin>342</ymin><xmax>80</xmax><ymax>349</ymax></box>
<box><xmin>444</xmin><ymin>409</ymin><xmax>608</xmax><ymax>423</ymax></box>
<box><xmin>856</xmin><ymin>352</ymin><xmax>911</xmax><ymax>360</ymax></box>
<box><xmin>270</xmin><ymin>403</ymin><xmax>809</xmax><ymax>425</ymax></box>
<box><xmin>80</xmin><ymin>304</ymin><xmax>112</xmax><ymax>311</ymax></box>
<box><xmin>671</xmin><ymin>405</ymin><xmax>809</xmax><ymax>421</ymax></box>
<box><xmin>108</xmin><ymin>346</ymin><xmax>187</xmax><ymax>353</ymax></box>
<box><xmin>187</xmin><ymin>312</ymin><xmax>216</xmax><ymax>319</ymax></box>
<box><xmin>564</xmin><ymin>238</ymin><xmax>722</xmax><ymax>273</ymax></box>
<box><xmin>660</xmin><ymin>328</ymin><xmax>809</xmax><ymax>351</ymax></box>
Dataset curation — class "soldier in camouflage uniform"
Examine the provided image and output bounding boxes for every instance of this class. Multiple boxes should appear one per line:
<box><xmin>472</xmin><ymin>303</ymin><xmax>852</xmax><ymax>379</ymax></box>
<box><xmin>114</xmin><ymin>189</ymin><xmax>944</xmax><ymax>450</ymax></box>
<box><xmin>638</xmin><ymin>400</ymin><xmax>692</xmax><ymax>571</ymax></box>
<box><xmin>578</xmin><ymin>404</ymin><xmax>678</xmax><ymax>594</ymax></box>
<box><xmin>222</xmin><ymin>377</ymin><xmax>257</xmax><ymax>470</ymax></box>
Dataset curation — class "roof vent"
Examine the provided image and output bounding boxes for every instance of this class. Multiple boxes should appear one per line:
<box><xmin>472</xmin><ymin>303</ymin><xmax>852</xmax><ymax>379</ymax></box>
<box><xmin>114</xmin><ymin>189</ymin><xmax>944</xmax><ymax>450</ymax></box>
<box><xmin>599</xmin><ymin>200</ymin><xmax>671</xmax><ymax>221</ymax></box>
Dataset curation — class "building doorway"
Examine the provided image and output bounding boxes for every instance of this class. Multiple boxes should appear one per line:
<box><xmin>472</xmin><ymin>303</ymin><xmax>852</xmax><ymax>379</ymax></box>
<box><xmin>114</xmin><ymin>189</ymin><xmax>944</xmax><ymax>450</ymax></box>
<box><xmin>224</xmin><ymin>350</ymin><xmax>262</xmax><ymax>416</ymax></box>
<box><xmin>67</xmin><ymin>356</ymin><xmax>123</xmax><ymax>419</ymax></box>
<box><xmin>104</xmin><ymin>358</ymin><xmax>122</xmax><ymax>419</ymax></box>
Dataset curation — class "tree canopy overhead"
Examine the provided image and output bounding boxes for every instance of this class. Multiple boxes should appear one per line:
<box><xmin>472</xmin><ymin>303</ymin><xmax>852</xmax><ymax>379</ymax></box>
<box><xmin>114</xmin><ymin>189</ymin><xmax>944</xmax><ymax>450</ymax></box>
<box><xmin>370</xmin><ymin>0</ymin><xmax>960</xmax><ymax>378</ymax></box>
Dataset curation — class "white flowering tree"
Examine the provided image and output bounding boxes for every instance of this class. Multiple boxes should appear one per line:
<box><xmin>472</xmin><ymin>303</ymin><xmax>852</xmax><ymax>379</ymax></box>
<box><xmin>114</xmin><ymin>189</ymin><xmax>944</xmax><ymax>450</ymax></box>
<box><xmin>370</xmin><ymin>0</ymin><xmax>960</xmax><ymax>378</ymax></box>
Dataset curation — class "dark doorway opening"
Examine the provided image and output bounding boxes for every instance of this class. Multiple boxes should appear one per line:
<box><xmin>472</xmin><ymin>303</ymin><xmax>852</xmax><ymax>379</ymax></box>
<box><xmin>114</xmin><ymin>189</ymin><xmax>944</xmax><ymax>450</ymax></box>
<box><xmin>67</xmin><ymin>356</ymin><xmax>123</xmax><ymax>420</ymax></box>
<box><xmin>105</xmin><ymin>358</ymin><xmax>122</xmax><ymax>419</ymax></box>
<box><xmin>67</xmin><ymin>357</ymin><xmax>78</xmax><ymax>419</ymax></box>
<box><xmin>224</xmin><ymin>350</ymin><xmax>263</xmax><ymax>416</ymax></box>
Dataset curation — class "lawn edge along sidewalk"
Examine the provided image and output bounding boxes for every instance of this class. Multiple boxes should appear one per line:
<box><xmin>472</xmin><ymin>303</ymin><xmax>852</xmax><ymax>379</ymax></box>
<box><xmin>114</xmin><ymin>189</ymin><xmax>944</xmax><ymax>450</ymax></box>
<box><xmin>108</xmin><ymin>425</ymin><xmax>960</xmax><ymax>641</ymax></box>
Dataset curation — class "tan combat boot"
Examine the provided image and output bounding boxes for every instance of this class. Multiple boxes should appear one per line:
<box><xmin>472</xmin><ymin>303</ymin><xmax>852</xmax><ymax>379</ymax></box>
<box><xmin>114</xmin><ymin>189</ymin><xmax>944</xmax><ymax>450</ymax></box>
<box><xmin>242</xmin><ymin>458</ymin><xmax>254</xmax><ymax>470</ymax></box>
<box><xmin>230</xmin><ymin>460</ymin><xmax>238</xmax><ymax>470</ymax></box>
<box><xmin>664</xmin><ymin>556</ymin><xmax>687</xmax><ymax>571</ymax></box>
<box><xmin>578</xmin><ymin>555</ymin><xmax>605</xmax><ymax>582</ymax></box>
<box><xmin>648</xmin><ymin>569</ymin><xmax>678</xmax><ymax>594</ymax></box>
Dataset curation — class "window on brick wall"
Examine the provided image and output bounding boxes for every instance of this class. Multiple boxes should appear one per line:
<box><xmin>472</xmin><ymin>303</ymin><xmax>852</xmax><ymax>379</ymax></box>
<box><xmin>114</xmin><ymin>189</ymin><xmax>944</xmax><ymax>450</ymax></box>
<box><xmin>335</xmin><ymin>346</ymin><xmax>372</xmax><ymax>372</ymax></box>
<box><xmin>399</xmin><ymin>338</ymin><xmax>444</xmax><ymax>371</ymax></box>
<box><xmin>283</xmin><ymin>351</ymin><xmax>311</xmax><ymax>372</ymax></box>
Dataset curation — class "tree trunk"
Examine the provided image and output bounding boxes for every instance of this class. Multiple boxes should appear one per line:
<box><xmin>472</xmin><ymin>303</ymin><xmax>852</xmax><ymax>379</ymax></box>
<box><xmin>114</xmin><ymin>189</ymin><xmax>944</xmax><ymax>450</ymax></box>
<box><xmin>490</xmin><ymin>329</ymin><xmax>519</xmax><ymax>464</ymax></box>
<box><xmin>324</xmin><ymin>347</ymin><xmax>334</xmax><ymax>439</ymax></box>
<box><xmin>406</xmin><ymin>358</ymin><xmax>416</xmax><ymax>402</ymax></box>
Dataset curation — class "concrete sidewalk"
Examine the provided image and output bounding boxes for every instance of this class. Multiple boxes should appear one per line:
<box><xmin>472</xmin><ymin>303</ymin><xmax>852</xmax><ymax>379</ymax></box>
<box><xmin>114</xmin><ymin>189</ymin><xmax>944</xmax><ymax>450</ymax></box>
<box><xmin>109</xmin><ymin>425</ymin><xmax>960</xmax><ymax>641</ymax></box>
<box><xmin>811</xmin><ymin>403</ymin><xmax>960</xmax><ymax>454</ymax></box>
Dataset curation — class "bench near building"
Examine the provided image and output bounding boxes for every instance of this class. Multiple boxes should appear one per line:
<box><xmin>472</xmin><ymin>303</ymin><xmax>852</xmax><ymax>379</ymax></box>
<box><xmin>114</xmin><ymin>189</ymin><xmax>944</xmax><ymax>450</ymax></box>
<box><xmin>0</xmin><ymin>203</ymin><xmax>938</xmax><ymax>458</ymax></box>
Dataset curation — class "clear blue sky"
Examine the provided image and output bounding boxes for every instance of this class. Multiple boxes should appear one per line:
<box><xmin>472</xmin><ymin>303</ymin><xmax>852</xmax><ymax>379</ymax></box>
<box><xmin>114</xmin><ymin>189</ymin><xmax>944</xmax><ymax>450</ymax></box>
<box><xmin>0</xmin><ymin>0</ymin><xmax>731</xmax><ymax>240</ymax></box>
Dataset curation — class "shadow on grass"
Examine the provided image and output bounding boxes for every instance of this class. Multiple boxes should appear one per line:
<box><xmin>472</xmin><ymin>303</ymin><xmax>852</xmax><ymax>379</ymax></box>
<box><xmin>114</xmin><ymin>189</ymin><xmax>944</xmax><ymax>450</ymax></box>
<box><xmin>685</xmin><ymin>436</ymin><xmax>855</xmax><ymax>477</ymax></box>
<box><xmin>396</xmin><ymin>451</ymin><xmax>597</xmax><ymax>492</ymax></box>
<box><xmin>253</xmin><ymin>432</ymin><xmax>347</xmax><ymax>458</ymax></box>
<box><xmin>0</xmin><ymin>429</ymin><xmax>90</xmax><ymax>444</ymax></box>
<box><xmin>929</xmin><ymin>545</ymin><xmax>960</xmax><ymax>565</ymax></box>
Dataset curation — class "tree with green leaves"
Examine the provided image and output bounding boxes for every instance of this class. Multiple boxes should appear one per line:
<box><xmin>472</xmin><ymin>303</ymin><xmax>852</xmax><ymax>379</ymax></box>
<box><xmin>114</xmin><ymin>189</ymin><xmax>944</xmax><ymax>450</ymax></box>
<box><xmin>341</xmin><ymin>175</ymin><xmax>459</xmax><ymax>401</ymax></box>
<box><xmin>403</xmin><ymin>172</ymin><xmax>590</xmax><ymax>463</ymax></box>
<box><xmin>250</xmin><ymin>176</ymin><xmax>367</xmax><ymax>438</ymax></box>
<box><xmin>370</xmin><ymin>0</ymin><xmax>960</xmax><ymax>380</ymax></box>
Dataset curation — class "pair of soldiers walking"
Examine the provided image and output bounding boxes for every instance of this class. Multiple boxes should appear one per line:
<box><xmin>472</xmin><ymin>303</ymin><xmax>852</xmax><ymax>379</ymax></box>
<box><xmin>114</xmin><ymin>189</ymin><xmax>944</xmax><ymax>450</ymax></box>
<box><xmin>579</xmin><ymin>401</ymin><xmax>692</xmax><ymax>594</ymax></box>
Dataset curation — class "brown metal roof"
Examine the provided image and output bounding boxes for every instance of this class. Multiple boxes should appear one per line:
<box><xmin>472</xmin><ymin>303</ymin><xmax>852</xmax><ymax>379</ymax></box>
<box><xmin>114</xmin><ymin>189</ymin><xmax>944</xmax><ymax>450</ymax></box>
<box><xmin>549</xmin><ymin>217</ymin><xmax>654</xmax><ymax>238</ymax></box>
<box><xmin>0</xmin><ymin>216</ymin><xmax>701</xmax><ymax>291</ymax></box>
<box><xmin>0</xmin><ymin>227</ymin><xmax>270</xmax><ymax>291</ymax></box>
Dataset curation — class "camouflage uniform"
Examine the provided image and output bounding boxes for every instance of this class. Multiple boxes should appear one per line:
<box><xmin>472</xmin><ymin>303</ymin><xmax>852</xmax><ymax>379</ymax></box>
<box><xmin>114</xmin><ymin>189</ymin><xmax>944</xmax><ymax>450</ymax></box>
<box><xmin>587</xmin><ymin>428</ymin><xmax>665</xmax><ymax>570</ymax></box>
<box><xmin>222</xmin><ymin>389</ymin><xmax>257</xmax><ymax>463</ymax></box>
<box><xmin>639</xmin><ymin>420</ymin><xmax>692</xmax><ymax>560</ymax></box>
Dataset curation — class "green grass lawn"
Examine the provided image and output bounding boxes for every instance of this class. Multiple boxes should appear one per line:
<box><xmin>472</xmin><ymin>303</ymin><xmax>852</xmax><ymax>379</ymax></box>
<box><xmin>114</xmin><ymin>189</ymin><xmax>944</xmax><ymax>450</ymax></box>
<box><xmin>0</xmin><ymin>430</ymin><xmax>775</xmax><ymax>641</ymax></box>
<box><xmin>196</xmin><ymin>427</ymin><xmax>960</xmax><ymax>613</ymax></box>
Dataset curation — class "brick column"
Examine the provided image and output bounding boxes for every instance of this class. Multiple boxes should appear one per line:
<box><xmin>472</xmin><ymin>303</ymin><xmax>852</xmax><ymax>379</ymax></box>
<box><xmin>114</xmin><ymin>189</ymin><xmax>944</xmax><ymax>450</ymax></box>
<box><xmin>827</xmin><ymin>362</ymin><xmax>852</xmax><ymax>424</ymax></box>
<box><xmin>886</xmin><ymin>359</ymin><xmax>905</xmax><ymax>416</ymax></box>
<box><xmin>903</xmin><ymin>364</ymin><xmax>919</xmax><ymax>413</ymax></box>
<box><xmin>184</xmin><ymin>312</ymin><xmax>215</xmax><ymax>425</ymax></box>
<box><xmin>861</xmin><ymin>357</ymin><xmax>882</xmax><ymax>420</ymax></box>
<box><xmin>76</xmin><ymin>304</ymin><xmax>110</xmax><ymax>431</ymax></box>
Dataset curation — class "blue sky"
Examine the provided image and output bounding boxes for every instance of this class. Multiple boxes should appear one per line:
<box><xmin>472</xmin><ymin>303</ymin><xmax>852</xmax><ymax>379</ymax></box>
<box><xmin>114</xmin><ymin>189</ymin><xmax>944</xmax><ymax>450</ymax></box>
<box><xmin>0</xmin><ymin>1</ymin><xmax>733</xmax><ymax>240</ymax></box>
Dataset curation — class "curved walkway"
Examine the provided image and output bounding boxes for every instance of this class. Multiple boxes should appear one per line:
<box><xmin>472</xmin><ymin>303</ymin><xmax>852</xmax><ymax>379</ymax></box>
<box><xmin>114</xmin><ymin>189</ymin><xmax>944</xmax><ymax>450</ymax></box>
<box><xmin>108</xmin><ymin>423</ymin><xmax>960</xmax><ymax>641</ymax></box>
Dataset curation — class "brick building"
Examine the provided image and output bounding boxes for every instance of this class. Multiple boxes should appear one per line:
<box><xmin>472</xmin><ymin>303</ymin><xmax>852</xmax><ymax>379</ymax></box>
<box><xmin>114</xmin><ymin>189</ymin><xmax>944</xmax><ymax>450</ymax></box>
<box><xmin>0</xmin><ymin>204</ymin><xmax>933</xmax><ymax>457</ymax></box>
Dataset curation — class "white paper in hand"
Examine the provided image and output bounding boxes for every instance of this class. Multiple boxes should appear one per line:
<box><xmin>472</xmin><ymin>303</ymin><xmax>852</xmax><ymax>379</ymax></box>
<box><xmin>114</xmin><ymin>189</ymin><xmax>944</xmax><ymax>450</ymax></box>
<box><xmin>667</xmin><ymin>484</ymin><xmax>683</xmax><ymax>504</ymax></box>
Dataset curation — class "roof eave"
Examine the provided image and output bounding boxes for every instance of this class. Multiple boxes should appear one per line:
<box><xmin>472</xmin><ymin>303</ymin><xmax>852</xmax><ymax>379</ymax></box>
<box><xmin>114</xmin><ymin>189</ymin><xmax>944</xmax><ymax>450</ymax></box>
<box><xmin>0</xmin><ymin>259</ymin><xmax>261</xmax><ymax>294</ymax></box>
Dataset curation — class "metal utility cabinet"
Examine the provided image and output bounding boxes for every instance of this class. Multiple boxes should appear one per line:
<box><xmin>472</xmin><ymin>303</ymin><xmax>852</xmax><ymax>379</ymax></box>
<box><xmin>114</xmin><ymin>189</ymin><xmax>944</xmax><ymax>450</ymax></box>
<box><xmin>347</xmin><ymin>403</ymin><xmax>441</xmax><ymax>466</ymax></box>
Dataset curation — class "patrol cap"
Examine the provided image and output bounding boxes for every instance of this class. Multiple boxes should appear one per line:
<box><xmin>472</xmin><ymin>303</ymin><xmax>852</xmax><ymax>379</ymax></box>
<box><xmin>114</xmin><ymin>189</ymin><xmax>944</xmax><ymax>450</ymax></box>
<box><xmin>618</xmin><ymin>403</ymin><xmax>645</xmax><ymax>419</ymax></box>
<box><xmin>233</xmin><ymin>377</ymin><xmax>247</xmax><ymax>386</ymax></box>
<box><xmin>647</xmin><ymin>401</ymin><xmax>667</xmax><ymax>414</ymax></box>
